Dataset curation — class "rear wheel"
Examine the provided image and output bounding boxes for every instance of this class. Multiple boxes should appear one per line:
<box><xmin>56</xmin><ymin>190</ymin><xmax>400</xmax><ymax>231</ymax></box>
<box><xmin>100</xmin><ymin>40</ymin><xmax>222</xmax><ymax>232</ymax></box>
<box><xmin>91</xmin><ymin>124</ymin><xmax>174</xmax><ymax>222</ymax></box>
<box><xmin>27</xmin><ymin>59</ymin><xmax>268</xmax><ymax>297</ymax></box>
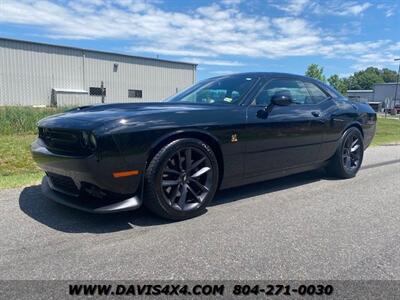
<box><xmin>144</xmin><ymin>138</ymin><xmax>219</xmax><ymax>220</ymax></box>
<box><xmin>326</xmin><ymin>127</ymin><xmax>364</xmax><ymax>178</ymax></box>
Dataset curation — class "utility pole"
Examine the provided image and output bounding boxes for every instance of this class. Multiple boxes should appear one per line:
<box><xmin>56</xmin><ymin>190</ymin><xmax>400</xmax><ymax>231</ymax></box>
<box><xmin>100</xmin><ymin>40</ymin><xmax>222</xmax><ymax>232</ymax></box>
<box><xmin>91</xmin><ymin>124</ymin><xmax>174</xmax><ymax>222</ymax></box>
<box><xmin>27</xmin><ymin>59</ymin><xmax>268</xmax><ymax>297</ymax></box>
<box><xmin>101</xmin><ymin>81</ymin><xmax>105</xmax><ymax>104</ymax></box>
<box><xmin>394</xmin><ymin>58</ymin><xmax>400</xmax><ymax>118</ymax></box>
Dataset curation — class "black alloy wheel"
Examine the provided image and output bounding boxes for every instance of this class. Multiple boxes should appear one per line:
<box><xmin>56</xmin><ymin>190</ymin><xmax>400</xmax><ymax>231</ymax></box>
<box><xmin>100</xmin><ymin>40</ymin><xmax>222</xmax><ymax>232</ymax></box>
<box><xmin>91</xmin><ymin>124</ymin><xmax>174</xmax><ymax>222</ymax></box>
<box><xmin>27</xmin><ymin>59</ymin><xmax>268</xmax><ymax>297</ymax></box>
<box><xmin>161</xmin><ymin>147</ymin><xmax>213</xmax><ymax>211</ymax></box>
<box><xmin>342</xmin><ymin>132</ymin><xmax>362</xmax><ymax>173</ymax></box>
<box><xmin>326</xmin><ymin>127</ymin><xmax>364</xmax><ymax>179</ymax></box>
<box><xmin>144</xmin><ymin>138</ymin><xmax>219</xmax><ymax>220</ymax></box>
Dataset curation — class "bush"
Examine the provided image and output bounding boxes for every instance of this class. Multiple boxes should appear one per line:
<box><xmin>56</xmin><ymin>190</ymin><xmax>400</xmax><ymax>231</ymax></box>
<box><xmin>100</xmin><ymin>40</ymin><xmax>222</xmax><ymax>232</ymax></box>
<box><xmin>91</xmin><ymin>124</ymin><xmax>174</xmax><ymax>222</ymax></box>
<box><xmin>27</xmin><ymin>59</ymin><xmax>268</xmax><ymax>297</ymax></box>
<box><xmin>0</xmin><ymin>106</ymin><xmax>67</xmax><ymax>135</ymax></box>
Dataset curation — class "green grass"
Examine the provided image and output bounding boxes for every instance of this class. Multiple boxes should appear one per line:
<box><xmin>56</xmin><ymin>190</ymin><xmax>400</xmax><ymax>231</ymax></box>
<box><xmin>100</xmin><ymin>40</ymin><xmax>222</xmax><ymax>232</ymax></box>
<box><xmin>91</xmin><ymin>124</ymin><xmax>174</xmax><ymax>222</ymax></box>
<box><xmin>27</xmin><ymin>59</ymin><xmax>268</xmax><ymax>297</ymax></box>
<box><xmin>371</xmin><ymin>117</ymin><xmax>400</xmax><ymax>146</ymax></box>
<box><xmin>0</xmin><ymin>172</ymin><xmax>43</xmax><ymax>189</ymax></box>
<box><xmin>0</xmin><ymin>106</ymin><xmax>66</xmax><ymax>135</ymax></box>
<box><xmin>0</xmin><ymin>107</ymin><xmax>68</xmax><ymax>189</ymax></box>
<box><xmin>0</xmin><ymin>134</ymin><xmax>43</xmax><ymax>189</ymax></box>
<box><xmin>0</xmin><ymin>107</ymin><xmax>399</xmax><ymax>189</ymax></box>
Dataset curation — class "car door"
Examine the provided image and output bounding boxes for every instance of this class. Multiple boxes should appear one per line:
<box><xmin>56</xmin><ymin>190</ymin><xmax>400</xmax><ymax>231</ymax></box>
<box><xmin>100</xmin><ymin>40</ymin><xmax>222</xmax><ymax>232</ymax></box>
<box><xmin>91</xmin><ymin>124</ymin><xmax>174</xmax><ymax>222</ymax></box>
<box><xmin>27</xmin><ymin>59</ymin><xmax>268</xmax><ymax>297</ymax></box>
<box><xmin>244</xmin><ymin>78</ymin><xmax>326</xmax><ymax>178</ymax></box>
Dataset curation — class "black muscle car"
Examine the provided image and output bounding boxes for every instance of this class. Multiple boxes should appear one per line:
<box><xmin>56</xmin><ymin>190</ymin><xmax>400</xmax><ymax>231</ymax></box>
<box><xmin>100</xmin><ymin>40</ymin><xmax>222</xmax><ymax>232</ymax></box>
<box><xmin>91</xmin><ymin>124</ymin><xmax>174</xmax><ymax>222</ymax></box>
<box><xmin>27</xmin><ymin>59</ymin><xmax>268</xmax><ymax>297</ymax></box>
<box><xmin>31</xmin><ymin>73</ymin><xmax>376</xmax><ymax>220</ymax></box>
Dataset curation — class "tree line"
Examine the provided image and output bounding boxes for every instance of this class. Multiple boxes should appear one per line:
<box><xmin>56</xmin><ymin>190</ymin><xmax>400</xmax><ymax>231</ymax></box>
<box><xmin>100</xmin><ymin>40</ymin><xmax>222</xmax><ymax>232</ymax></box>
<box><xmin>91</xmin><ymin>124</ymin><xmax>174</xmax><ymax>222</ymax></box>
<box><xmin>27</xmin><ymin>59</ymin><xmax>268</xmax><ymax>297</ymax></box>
<box><xmin>305</xmin><ymin>64</ymin><xmax>399</xmax><ymax>95</ymax></box>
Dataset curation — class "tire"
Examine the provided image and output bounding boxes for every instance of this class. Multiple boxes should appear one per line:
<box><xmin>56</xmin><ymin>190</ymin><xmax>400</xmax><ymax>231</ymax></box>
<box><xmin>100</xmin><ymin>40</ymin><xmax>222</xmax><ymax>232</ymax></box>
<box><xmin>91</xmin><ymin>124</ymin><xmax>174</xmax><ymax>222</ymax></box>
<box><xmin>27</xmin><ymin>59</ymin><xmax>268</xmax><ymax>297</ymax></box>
<box><xmin>326</xmin><ymin>127</ymin><xmax>364</xmax><ymax>179</ymax></box>
<box><xmin>144</xmin><ymin>138</ymin><xmax>219</xmax><ymax>220</ymax></box>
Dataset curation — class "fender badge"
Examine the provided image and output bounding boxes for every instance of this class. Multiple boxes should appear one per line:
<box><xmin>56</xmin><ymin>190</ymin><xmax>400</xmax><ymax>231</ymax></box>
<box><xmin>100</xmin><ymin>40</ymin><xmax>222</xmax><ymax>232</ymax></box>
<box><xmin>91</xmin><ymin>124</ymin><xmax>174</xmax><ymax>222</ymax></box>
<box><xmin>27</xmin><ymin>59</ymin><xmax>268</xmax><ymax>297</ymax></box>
<box><xmin>231</xmin><ymin>133</ymin><xmax>238</xmax><ymax>143</ymax></box>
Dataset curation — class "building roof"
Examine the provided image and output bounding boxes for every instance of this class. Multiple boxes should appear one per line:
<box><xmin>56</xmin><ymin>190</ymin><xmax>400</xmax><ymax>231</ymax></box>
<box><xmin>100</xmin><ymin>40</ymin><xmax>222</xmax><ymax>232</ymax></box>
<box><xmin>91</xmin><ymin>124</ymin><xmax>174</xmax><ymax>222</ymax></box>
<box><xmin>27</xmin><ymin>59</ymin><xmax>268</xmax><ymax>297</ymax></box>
<box><xmin>0</xmin><ymin>37</ymin><xmax>197</xmax><ymax>67</ymax></box>
<box><xmin>52</xmin><ymin>88</ymin><xmax>88</xmax><ymax>94</ymax></box>
<box><xmin>347</xmin><ymin>90</ymin><xmax>374</xmax><ymax>93</ymax></box>
<box><xmin>374</xmin><ymin>82</ymin><xmax>399</xmax><ymax>86</ymax></box>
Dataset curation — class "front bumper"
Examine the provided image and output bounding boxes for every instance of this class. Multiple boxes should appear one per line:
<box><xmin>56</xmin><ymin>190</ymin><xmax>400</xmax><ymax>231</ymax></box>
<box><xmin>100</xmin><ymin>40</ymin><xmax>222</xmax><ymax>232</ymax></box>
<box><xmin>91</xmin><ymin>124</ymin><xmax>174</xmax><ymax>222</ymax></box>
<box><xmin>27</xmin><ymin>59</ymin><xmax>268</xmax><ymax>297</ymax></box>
<box><xmin>42</xmin><ymin>176</ymin><xmax>142</xmax><ymax>213</ymax></box>
<box><xmin>31</xmin><ymin>138</ymin><xmax>144</xmax><ymax>213</ymax></box>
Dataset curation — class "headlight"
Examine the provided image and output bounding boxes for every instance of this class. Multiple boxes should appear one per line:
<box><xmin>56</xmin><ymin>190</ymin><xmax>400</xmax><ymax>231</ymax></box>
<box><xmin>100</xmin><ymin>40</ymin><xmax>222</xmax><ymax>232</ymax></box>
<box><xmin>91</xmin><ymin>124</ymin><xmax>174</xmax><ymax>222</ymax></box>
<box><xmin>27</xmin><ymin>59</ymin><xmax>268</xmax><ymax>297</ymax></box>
<box><xmin>89</xmin><ymin>134</ymin><xmax>97</xmax><ymax>149</ymax></box>
<box><xmin>81</xmin><ymin>132</ymin><xmax>96</xmax><ymax>150</ymax></box>
<box><xmin>81</xmin><ymin>131</ymin><xmax>89</xmax><ymax>147</ymax></box>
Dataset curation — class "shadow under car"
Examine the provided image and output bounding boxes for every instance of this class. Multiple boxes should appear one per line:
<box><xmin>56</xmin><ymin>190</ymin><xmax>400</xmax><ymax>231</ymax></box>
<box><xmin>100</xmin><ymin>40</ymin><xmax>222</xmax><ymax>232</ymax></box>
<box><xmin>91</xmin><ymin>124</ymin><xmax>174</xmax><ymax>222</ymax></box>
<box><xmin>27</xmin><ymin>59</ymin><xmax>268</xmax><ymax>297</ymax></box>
<box><xmin>19</xmin><ymin>169</ymin><xmax>329</xmax><ymax>234</ymax></box>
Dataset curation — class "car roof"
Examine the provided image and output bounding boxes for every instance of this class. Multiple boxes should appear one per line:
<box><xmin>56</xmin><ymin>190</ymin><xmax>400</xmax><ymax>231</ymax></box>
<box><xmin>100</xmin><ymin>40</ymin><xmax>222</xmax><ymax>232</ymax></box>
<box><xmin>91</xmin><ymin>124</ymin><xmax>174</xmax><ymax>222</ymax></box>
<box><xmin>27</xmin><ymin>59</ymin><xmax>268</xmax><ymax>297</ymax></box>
<box><xmin>209</xmin><ymin>72</ymin><xmax>316</xmax><ymax>80</ymax></box>
<box><xmin>207</xmin><ymin>72</ymin><xmax>341</xmax><ymax>98</ymax></box>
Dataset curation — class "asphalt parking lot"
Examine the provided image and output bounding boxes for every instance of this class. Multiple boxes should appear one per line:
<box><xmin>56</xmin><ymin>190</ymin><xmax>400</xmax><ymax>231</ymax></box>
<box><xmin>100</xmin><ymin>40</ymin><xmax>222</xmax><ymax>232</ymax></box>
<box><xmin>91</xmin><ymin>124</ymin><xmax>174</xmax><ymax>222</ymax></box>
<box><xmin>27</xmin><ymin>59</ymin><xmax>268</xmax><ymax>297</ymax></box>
<box><xmin>0</xmin><ymin>145</ymin><xmax>399</xmax><ymax>280</ymax></box>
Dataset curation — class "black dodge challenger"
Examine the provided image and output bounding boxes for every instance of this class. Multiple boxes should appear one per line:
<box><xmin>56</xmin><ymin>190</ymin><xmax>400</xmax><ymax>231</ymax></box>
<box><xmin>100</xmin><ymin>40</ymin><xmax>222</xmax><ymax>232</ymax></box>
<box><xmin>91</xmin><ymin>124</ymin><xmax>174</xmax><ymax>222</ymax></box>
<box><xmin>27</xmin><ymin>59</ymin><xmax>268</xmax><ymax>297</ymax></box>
<box><xmin>31</xmin><ymin>73</ymin><xmax>376</xmax><ymax>220</ymax></box>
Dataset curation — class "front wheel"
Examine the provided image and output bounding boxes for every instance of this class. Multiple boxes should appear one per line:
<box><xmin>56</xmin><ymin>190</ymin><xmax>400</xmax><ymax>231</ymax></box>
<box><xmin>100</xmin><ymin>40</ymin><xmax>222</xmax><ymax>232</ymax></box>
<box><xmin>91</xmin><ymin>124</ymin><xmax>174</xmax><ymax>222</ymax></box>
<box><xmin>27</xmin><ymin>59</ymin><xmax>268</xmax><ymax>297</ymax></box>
<box><xmin>144</xmin><ymin>138</ymin><xmax>219</xmax><ymax>220</ymax></box>
<box><xmin>326</xmin><ymin>127</ymin><xmax>364</xmax><ymax>179</ymax></box>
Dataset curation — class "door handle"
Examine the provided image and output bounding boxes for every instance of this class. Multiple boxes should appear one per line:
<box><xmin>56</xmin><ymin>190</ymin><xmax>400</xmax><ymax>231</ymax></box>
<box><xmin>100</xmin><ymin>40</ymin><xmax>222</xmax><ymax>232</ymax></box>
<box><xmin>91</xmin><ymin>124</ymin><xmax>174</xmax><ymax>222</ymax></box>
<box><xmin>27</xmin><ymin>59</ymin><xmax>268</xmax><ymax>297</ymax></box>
<box><xmin>311</xmin><ymin>111</ymin><xmax>320</xmax><ymax>117</ymax></box>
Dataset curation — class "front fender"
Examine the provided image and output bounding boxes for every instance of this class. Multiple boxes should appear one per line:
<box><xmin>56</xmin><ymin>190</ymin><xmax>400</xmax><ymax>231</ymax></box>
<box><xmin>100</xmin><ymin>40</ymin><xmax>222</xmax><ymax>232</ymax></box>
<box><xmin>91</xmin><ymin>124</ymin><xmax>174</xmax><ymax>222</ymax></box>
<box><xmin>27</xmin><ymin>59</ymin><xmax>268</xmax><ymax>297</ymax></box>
<box><xmin>147</xmin><ymin>128</ymin><xmax>222</xmax><ymax>158</ymax></box>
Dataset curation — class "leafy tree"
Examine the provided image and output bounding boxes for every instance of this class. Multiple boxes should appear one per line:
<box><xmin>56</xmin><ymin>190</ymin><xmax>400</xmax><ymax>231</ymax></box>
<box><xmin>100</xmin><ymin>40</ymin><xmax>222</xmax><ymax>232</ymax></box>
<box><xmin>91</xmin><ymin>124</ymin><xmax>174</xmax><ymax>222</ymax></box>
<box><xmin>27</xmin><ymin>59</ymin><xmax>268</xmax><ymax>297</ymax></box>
<box><xmin>305</xmin><ymin>65</ymin><xmax>398</xmax><ymax>94</ymax></box>
<box><xmin>327</xmin><ymin>74</ymin><xmax>348</xmax><ymax>95</ymax></box>
<box><xmin>347</xmin><ymin>68</ymin><xmax>384</xmax><ymax>90</ymax></box>
<box><xmin>305</xmin><ymin>64</ymin><xmax>326</xmax><ymax>82</ymax></box>
<box><xmin>381</xmin><ymin>68</ymin><xmax>398</xmax><ymax>83</ymax></box>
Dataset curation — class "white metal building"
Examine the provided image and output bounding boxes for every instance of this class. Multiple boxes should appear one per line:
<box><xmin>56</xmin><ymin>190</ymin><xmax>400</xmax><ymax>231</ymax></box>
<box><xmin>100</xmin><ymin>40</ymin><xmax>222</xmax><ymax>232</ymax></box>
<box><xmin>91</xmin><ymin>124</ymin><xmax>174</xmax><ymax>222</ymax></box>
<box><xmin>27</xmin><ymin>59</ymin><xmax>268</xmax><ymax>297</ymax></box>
<box><xmin>0</xmin><ymin>38</ymin><xmax>197</xmax><ymax>106</ymax></box>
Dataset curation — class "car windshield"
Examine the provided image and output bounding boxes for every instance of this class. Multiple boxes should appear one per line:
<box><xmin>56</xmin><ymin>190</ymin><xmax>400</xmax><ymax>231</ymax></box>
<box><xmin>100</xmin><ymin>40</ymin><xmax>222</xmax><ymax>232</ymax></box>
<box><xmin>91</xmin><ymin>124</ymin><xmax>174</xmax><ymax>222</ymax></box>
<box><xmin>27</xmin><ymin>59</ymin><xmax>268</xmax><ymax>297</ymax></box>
<box><xmin>165</xmin><ymin>75</ymin><xmax>257</xmax><ymax>105</ymax></box>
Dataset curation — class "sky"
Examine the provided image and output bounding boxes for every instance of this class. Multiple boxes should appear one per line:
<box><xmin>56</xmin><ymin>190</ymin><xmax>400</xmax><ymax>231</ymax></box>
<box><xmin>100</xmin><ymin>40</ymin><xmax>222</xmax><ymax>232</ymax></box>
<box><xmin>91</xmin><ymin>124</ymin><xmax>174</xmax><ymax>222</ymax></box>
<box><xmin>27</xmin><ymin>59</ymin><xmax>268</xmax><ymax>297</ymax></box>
<box><xmin>0</xmin><ymin>0</ymin><xmax>399</xmax><ymax>80</ymax></box>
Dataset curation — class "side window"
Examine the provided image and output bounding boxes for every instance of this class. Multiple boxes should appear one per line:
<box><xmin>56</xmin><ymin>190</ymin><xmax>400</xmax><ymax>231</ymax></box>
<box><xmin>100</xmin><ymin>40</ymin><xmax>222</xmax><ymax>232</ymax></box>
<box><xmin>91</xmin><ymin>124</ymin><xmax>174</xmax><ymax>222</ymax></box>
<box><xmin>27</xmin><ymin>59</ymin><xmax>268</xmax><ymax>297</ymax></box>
<box><xmin>253</xmin><ymin>79</ymin><xmax>311</xmax><ymax>106</ymax></box>
<box><xmin>303</xmin><ymin>82</ymin><xmax>330</xmax><ymax>104</ymax></box>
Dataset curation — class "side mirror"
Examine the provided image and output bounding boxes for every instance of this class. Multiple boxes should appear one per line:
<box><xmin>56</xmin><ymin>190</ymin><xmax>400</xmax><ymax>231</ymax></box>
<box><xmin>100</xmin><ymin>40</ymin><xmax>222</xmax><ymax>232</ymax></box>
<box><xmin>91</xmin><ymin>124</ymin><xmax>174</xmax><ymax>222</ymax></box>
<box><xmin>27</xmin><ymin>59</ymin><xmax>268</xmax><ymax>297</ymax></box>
<box><xmin>256</xmin><ymin>91</ymin><xmax>293</xmax><ymax>119</ymax></box>
<box><xmin>271</xmin><ymin>93</ymin><xmax>293</xmax><ymax>106</ymax></box>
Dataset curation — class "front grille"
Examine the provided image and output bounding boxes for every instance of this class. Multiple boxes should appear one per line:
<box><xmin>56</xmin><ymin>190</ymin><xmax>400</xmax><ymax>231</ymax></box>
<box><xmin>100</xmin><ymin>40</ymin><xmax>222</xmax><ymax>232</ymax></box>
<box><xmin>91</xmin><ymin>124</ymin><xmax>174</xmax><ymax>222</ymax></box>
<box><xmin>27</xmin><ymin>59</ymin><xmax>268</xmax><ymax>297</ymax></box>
<box><xmin>47</xmin><ymin>172</ymin><xmax>79</xmax><ymax>196</ymax></box>
<box><xmin>46</xmin><ymin>173</ymin><xmax>130</xmax><ymax>207</ymax></box>
<box><xmin>38</xmin><ymin>127</ymin><xmax>92</xmax><ymax>156</ymax></box>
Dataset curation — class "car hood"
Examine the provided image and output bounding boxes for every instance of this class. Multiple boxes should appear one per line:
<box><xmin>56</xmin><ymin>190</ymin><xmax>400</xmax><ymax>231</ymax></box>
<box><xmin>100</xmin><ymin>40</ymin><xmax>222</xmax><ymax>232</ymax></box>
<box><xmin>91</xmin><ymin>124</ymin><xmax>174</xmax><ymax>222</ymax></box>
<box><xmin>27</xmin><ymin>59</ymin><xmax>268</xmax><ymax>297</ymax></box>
<box><xmin>37</xmin><ymin>102</ymin><xmax>239</xmax><ymax>132</ymax></box>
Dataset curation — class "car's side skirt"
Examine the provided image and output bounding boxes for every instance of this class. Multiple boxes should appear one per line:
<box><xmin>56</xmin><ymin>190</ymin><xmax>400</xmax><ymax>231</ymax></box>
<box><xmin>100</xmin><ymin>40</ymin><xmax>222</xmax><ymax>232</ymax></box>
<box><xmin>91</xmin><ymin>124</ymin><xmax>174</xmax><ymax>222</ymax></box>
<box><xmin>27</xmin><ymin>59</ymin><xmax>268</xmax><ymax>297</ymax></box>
<box><xmin>220</xmin><ymin>161</ymin><xmax>327</xmax><ymax>190</ymax></box>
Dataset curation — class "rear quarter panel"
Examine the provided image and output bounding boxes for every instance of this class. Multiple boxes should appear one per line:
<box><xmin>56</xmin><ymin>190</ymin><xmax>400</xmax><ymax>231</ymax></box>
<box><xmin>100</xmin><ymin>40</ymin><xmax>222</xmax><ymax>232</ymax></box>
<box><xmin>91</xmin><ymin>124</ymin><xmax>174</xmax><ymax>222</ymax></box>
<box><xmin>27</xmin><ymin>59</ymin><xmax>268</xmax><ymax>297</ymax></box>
<box><xmin>354</xmin><ymin>102</ymin><xmax>377</xmax><ymax>148</ymax></box>
<box><xmin>319</xmin><ymin>98</ymin><xmax>376</xmax><ymax>161</ymax></box>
